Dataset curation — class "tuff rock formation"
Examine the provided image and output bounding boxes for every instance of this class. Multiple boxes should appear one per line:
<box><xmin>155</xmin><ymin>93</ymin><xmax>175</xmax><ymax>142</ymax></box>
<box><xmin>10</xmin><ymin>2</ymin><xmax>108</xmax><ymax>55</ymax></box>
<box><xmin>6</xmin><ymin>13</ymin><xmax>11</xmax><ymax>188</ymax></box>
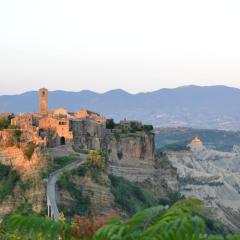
<box><xmin>167</xmin><ymin>142</ymin><xmax>240</xmax><ymax>231</ymax></box>
<box><xmin>103</xmin><ymin>132</ymin><xmax>178</xmax><ymax>199</ymax></box>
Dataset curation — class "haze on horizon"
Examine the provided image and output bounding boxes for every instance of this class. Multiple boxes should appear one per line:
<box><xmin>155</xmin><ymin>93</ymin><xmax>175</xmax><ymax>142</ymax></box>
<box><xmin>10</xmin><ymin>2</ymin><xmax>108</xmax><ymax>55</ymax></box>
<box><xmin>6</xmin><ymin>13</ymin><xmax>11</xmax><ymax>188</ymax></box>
<box><xmin>0</xmin><ymin>0</ymin><xmax>240</xmax><ymax>95</ymax></box>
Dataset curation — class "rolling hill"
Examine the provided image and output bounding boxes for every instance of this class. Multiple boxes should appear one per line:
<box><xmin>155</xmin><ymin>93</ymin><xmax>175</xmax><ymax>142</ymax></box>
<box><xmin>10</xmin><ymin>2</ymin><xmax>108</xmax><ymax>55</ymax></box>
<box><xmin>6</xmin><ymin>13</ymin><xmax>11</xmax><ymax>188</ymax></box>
<box><xmin>1</xmin><ymin>85</ymin><xmax>240</xmax><ymax>130</ymax></box>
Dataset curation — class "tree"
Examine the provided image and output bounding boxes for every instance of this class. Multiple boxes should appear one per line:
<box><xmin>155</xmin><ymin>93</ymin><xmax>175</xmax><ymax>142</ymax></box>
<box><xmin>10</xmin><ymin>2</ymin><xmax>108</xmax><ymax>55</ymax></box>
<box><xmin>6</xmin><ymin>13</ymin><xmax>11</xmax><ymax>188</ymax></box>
<box><xmin>2</xmin><ymin>198</ymin><xmax>240</xmax><ymax>239</ymax></box>
<box><xmin>143</xmin><ymin>124</ymin><xmax>154</xmax><ymax>132</ymax></box>
<box><xmin>106</xmin><ymin>119</ymin><xmax>115</xmax><ymax>129</ymax></box>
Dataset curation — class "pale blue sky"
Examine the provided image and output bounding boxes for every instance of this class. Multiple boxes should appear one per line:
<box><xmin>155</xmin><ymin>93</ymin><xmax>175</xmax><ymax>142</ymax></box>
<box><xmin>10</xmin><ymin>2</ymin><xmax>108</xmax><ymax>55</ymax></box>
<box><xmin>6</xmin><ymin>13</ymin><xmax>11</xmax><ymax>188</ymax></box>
<box><xmin>0</xmin><ymin>0</ymin><xmax>240</xmax><ymax>94</ymax></box>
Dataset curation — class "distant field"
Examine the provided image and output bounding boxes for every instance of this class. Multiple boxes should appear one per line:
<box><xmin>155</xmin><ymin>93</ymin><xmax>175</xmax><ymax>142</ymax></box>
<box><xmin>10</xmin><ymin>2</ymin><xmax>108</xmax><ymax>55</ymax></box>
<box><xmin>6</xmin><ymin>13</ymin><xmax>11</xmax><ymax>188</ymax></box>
<box><xmin>155</xmin><ymin>127</ymin><xmax>240</xmax><ymax>152</ymax></box>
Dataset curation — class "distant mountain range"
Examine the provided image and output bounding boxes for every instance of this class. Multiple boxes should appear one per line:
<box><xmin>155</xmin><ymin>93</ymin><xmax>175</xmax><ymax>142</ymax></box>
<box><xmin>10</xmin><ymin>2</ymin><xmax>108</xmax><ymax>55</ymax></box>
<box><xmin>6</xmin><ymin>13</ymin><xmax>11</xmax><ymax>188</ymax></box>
<box><xmin>1</xmin><ymin>85</ymin><xmax>240</xmax><ymax>130</ymax></box>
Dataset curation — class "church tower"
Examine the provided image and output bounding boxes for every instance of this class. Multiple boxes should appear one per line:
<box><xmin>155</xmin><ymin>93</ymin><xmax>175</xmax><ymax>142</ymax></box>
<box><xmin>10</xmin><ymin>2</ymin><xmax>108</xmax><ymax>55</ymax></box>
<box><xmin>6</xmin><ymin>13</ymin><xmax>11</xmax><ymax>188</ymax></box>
<box><xmin>39</xmin><ymin>88</ymin><xmax>48</xmax><ymax>114</ymax></box>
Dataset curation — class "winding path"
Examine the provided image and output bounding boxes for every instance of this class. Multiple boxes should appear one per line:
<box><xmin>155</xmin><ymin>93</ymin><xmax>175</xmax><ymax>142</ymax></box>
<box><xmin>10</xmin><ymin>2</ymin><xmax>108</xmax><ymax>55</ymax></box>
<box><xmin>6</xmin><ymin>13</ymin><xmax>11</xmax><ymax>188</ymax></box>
<box><xmin>47</xmin><ymin>153</ymin><xmax>87</xmax><ymax>221</ymax></box>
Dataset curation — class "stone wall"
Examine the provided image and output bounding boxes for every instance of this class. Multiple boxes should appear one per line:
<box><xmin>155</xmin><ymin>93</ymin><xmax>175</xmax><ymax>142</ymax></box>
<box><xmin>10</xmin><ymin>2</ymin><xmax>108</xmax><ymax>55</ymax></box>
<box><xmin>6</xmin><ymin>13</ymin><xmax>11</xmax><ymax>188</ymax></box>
<box><xmin>71</xmin><ymin>119</ymin><xmax>105</xmax><ymax>150</ymax></box>
<box><xmin>39</xmin><ymin>117</ymin><xmax>73</xmax><ymax>146</ymax></box>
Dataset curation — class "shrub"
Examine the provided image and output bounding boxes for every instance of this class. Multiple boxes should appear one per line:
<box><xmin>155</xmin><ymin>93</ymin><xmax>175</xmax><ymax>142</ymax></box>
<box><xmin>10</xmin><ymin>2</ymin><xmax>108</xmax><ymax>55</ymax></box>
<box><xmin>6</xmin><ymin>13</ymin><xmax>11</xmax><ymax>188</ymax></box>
<box><xmin>106</xmin><ymin>119</ymin><xmax>115</xmax><ymax>129</ymax></box>
<box><xmin>130</xmin><ymin>121</ymin><xmax>140</xmax><ymax>132</ymax></box>
<box><xmin>87</xmin><ymin>150</ymin><xmax>107</xmax><ymax>169</ymax></box>
<box><xmin>121</xmin><ymin>128</ymin><xmax>129</xmax><ymax>134</ymax></box>
<box><xmin>114</xmin><ymin>132</ymin><xmax>121</xmax><ymax>141</ymax></box>
<box><xmin>72</xmin><ymin>211</ymin><xmax>118</xmax><ymax>238</ymax></box>
<box><xmin>23</xmin><ymin>143</ymin><xmax>37</xmax><ymax>160</ymax></box>
<box><xmin>73</xmin><ymin>164</ymin><xmax>88</xmax><ymax>177</ymax></box>
<box><xmin>109</xmin><ymin>175</ymin><xmax>158</xmax><ymax>215</ymax></box>
<box><xmin>58</xmin><ymin>171</ymin><xmax>91</xmax><ymax>217</ymax></box>
<box><xmin>72</xmin><ymin>145</ymin><xmax>90</xmax><ymax>154</ymax></box>
<box><xmin>0</xmin><ymin>164</ymin><xmax>19</xmax><ymax>202</ymax></box>
<box><xmin>47</xmin><ymin>155</ymin><xmax>78</xmax><ymax>174</ymax></box>
<box><xmin>4</xmin><ymin>129</ymin><xmax>22</xmax><ymax>148</ymax></box>
<box><xmin>3</xmin><ymin>198</ymin><xmax>240</xmax><ymax>239</ymax></box>
<box><xmin>143</xmin><ymin>124</ymin><xmax>154</xmax><ymax>132</ymax></box>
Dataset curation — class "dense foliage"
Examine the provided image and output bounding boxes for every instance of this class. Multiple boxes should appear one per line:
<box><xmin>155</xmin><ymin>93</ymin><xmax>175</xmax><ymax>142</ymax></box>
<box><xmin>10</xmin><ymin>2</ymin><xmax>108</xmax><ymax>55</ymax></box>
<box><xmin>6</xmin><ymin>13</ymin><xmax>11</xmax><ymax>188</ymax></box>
<box><xmin>86</xmin><ymin>150</ymin><xmax>108</xmax><ymax>170</ymax></box>
<box><xmin>58</xmin><ymin>170</ymin><xmax>91</xmax><ymax>217</ymax></box>
<box><xmin>0</xmin><ymin>113</ymin><xmax>15</xmax><ymax>130</ymax></box>
<box><xmin>1</xmin><ymin>198</ymin><xmax>240</xmax><ymax>239</ymax></box>
<box><xmin>106</xmin><ymin>119</ymin><xmax>116</xmax><ymax>129</ymax></box>
<box><xmin>109</xmin><ymin>175</ymin><xmax>158</xmax><ymax>215</ymax></box>
<box><xmin>41</xmin><ymin>155</ymin><xmax>78</xmax><ymax>178</ymax></box>
<box><xmin>0</xmin><ymin>164</ymin><xmax>19</xmax><ymax>203</ymax></box>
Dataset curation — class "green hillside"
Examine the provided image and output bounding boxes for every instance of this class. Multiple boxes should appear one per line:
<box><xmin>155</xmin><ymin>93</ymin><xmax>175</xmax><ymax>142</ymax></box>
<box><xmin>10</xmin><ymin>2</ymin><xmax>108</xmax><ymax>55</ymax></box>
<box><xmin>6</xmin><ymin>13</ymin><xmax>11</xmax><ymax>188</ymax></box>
<box><xmin>155</xmin><ymin>127</ymin><xmax>240</xmax><ymax>152</ymax></box>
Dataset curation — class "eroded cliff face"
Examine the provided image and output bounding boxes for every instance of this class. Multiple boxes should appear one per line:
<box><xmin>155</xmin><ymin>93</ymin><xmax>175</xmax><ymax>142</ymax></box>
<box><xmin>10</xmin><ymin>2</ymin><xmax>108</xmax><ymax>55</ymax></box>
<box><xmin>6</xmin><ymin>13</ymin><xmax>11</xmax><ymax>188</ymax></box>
<box><xmin>0</xmin><ymin>146</ymin><xmax>47</xmax><ymax>219</ymax></box>
<box><xmin>0</xmin><ymin>147</ymin><xmax>46</xmax><ymax>177</ymax></box>
<box><xmin>56</xmin><ymin>132</ymin><xmax>178</xmax><ymax>217</ymax></box>
<box><xmin>57</xmin><ymin>173</ymin><xmax>115</xmax><ymax>216</ymax></box>
<box><xmin>103</xmin><ymin>132</ymin><xmax>178</xmax><ymax>199</ymax></box>
<box><xmin>167</xmin><ymin>144</ymin><xmax>240</xmax><ymax>232</ymax></box>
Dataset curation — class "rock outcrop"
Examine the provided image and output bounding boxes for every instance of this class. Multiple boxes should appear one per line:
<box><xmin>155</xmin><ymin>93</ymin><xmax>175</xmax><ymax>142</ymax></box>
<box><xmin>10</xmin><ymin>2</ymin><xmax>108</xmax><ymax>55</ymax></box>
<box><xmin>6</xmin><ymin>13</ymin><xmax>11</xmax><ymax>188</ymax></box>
<box><xmin>57</xmin><ymin>173</ymin><xmax>115</xmax><ymax>215</ymax></box>
<box><xmin>167</xmin><ymin>143</ymin><xmax>240</xmax><ymax>232</ymax></box>
<box><xmin>103</xmin><ymin>132</ymin><xmax>178</xmax><ymax>199</ymax></box>
<box><xmin>0</xmin><ymin>146</ymin><xmax>47</xmax><ymax>219</ymax></box>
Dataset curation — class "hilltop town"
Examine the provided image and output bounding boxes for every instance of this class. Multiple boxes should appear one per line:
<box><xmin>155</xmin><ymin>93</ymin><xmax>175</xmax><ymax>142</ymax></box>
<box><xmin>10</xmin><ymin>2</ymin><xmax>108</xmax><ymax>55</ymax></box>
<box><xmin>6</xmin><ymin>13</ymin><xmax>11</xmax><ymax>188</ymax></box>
<box><xmin>1</xmin><ymin>88</ymin><xmax>240</xmax><ymax>234</ymax></box>
<box><xmin>0</xmin><ymin>88</ymin><xmax>153</xmax><ymax>150</ymax></box>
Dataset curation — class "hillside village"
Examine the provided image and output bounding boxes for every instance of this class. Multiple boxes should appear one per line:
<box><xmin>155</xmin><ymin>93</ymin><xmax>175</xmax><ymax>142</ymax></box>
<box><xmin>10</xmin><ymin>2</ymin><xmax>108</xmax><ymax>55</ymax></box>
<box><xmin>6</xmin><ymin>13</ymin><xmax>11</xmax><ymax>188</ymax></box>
<box><xmin>0</xmin><ymin>88</ymin><xmax>152</xmax><ymax>150</ymax></box>
<box><xmin>0</xmin><ymin>88</ymin><xmax>179</xmax><ymax>224</ymax></box>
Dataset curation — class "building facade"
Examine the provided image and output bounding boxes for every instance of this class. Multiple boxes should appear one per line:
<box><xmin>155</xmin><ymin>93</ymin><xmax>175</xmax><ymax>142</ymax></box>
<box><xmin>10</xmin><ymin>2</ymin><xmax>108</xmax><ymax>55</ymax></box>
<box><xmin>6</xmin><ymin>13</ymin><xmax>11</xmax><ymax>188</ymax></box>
<box><xmin>11</xmin><ymin>88</ymin><xmax>106</xmax><ymax>148</ymax></box>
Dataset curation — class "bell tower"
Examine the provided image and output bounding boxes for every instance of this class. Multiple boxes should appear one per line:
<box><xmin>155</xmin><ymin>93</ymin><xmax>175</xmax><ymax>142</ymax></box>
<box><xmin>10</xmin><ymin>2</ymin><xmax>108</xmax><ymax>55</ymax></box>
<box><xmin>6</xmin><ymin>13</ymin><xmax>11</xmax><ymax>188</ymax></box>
<box><xmin>39</xmin><ymin>88</ymin><xmax>48</xmax><ymax>114</ymax></box>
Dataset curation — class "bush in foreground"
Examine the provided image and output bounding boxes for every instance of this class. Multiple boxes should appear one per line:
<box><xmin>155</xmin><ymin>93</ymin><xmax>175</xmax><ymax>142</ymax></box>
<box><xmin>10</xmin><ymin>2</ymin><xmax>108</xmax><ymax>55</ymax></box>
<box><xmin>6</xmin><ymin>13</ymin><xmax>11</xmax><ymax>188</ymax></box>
<box><xmin>1</xmin><ymin>198</ymin><xmax>240</xmax><ymax>240</ymax></box>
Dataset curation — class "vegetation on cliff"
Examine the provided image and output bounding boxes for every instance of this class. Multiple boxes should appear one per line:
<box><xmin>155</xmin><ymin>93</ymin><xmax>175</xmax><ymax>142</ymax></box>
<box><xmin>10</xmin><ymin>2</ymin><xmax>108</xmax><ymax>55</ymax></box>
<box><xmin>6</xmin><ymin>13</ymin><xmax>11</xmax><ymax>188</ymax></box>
<box><xmin>106</xmin><ymin>118</ymin><xmax>153</xmax><ymax>133</ymax></box>
<box><xmin>109</xmin><ymin>175</ymin><xmax>158</xmax><ymax>215</ymax></box>
<box><xmin>41</xmin><ymin>155</ymin><xmax>78</xmax><ymax>179</ymax></box>
<box><xmin>0</xmin><ymin>164</ymin><xmax>19</xmax><ymax>203</ymax></box>
<box><xmin>0</xmin><ymin>113</ymin><xmax>15</xmax><ymax>130</ymax></box>
<box><xmin>58</xmin><ymin>171</ymin><xmax>91</xmax><ymax>217</ymax></box>
<box><xmin>23</xmin><ymin>142</ymin><xmax>37</xmax><ymax>160</ymax></box>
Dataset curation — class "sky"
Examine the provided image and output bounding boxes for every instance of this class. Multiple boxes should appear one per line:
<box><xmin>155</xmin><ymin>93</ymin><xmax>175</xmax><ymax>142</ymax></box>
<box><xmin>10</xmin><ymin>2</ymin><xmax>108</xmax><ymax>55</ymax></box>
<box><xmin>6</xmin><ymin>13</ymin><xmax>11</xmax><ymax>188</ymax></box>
<box><xmin>0</xmin><ymin>0</ymin><xmax>240</xmax><ymax>94</ymax></box>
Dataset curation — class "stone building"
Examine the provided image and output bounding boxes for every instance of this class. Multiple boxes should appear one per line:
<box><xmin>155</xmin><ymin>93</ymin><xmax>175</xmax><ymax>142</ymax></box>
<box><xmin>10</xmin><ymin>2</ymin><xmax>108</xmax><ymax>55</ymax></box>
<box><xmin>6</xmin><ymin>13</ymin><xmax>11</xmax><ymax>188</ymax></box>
<box><xmin>120</xmin><ymin>119</ymin><xmax>142</xmax><ymax>130</ymax></box>
<box><xmin>71</xmin><ymin>119</ymin><xmax>106</xmax><ymax>150</ymax></box>
<box><xmin>188</xmin><ymin>137</ymin><xmax>204</xmax><ymax>152</ymax></box>
<box><xmin>39</xmin><ymin>117</ymin><xmax>73</xmax><ymax>145</ymax></box>
<box><xmin>74</xmin><ymin>109</ymin><xmax>106</xmax><ymax>123</ymax></box>
<box><xmin>11</xmin><ymin>114</ymin><xmax>35</xmax><ymax>130</ymax></box>
<box><xmin>10</xmin><ymin>88</ymin><xmax>106</xmax><ymax>148</ymax></box>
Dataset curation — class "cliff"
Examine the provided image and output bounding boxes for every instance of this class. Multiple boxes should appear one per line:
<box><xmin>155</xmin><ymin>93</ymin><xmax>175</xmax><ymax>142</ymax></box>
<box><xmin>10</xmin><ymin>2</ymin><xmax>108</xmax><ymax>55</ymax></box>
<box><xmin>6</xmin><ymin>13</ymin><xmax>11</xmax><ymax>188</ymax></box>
<box><xmin>103</xmin><ymin>132</ymin><xmax>178</xmax><ymax>199</ymax></box>
<box><xmin>56</xmin><ymin>131</ymin><xmax>178</xmax><ymax>217</ymax></box>
<box><xmin>0</xmin><ymin>146</ymin><xmax>47</xmax><ymax>219</ymax></box>
<box><xmin>167</xmin><ymin>144</ymin><xmax>240</xmax><ymax>232</ymax></box>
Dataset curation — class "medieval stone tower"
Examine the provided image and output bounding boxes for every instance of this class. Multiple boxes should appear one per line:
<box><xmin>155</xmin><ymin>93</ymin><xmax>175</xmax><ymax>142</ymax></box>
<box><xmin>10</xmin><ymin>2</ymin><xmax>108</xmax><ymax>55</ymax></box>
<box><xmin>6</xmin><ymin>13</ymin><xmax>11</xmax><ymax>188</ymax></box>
<box><xmin>39</xmin><ymin>88</ymin><xmax>48</xmax><ymax>114</ymax></box>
